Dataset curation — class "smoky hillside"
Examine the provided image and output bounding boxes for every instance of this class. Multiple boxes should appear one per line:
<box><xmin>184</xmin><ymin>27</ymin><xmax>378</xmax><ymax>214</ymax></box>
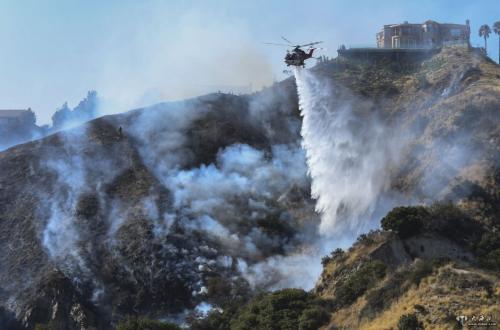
<box><xmin>0</xmin><ymin>79</ymin><xmax>317</xmax><ymax>328</ymax></box>
<box><xmin>0</xmin><ymin>46</ymin><xmax>499</xmax><ymax>329</ymax></box>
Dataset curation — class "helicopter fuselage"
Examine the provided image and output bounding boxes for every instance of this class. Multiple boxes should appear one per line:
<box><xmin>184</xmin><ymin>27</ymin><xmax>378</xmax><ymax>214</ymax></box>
<box><xmin>265</xmin><ymin>38</ymin><xmax>322</xmax><ymax>68</ymax></box>
<box><xmin>284</xmin><ymin>47</ymin><xmax>315</xmax><ymax>67</ymax></box>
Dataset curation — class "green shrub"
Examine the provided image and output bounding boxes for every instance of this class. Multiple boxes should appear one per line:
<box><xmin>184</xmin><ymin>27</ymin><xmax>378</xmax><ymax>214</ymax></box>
<box><xmin>422</xmin><ymin>57</ymin><xmax>445</xmax><ymax>72</ymax></box>
<box><xmin>190</xmin><ymin>307</ymin><xmax>235</xmax><ymax>330</ymax></box>
<box><xmin>476</xmin><ymin>231</ymin><xmax>500</xmax><ymax>256</ymax></box>
<box><xmin>34</xmin><ymin>321</ymin><xmax>61</xmax><ymax>330</ymax></box>
<box><xmin>335</xmin><ymin>260</ymin><xmax>386</xmax><ymax>308</ymax></box>
<box><xmin>321</xmin><ymin>248</ymin><xmax>345</xmax><ymax>266</ymax></box>
<box><xmin>361</xmin><ymin>259</ymin><xmax>439</xmax><ymax>320</ymax></box>
<box><xmin>416</xmin><ymin>73</ymin><xmax>430</xmax><ymax>89</ymax></box>
<box><xmin>115</xmin><ymin>317</ymin><xmax>180</xmax><ymax>330</ymax></box>
<box><xmin>228</xmin><ymin>289</ymin><xmax>329</xmax><ymax>330</ymax></box>
<box><xmin>298</xmin><ymin>306</ymin><xmax>330</xmax><ymax>330</ymax></box>
<box><xmin>361</xmin><ymin>270</ymin><xmax>409</xmax><ymax>319</ymax></box>
<box><xmin>34</xmin><ymin>325</ymin><xmax>53</xmax><ymax>330</ymax></box>
<box><xmin>478</xmin><ymin>248</ymin><xmax>500</xmax><ymax>272</ymax></box>
<box><xmin>321</xmin><ymin>255</ymin><xmax>331</xmax><ymax>267</ymax></box>
<box><xmin>427</xmin><ymin>202</ymin><xmax>482</xmax><ymax>247</ymax></box>
<box><xmin>354</xmin><ymin>230</ymin><xmax>382</xmax><ymax>247</ymax></box>
<box><xmin>202</xmin><ymin>276</ymin><xmax>251</xmax><ymax>308</ymax></box>
<box><xmin>381</xmin><ymin>206</ymin><xmax>428</xmax><ymax>238</ymax></box>
<box><xmin>475</xmin><ymin>230</ymin><xmax>500</xmax><ymax>271</ymax></box>
<box><xmin>408</xmin><ymin>259</ymin><xmax>435</xmax><ymax>286</ymax></box>
<box><xmin>397</xmin><ymin>313</ymin><xmax>424</xmax><ymax>330</ymax></box>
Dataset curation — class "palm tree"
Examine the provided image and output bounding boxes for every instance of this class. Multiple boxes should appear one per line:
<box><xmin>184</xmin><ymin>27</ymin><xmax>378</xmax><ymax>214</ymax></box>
<box><xmin>494</xmin><ymin>21</ymin><xmax>500</xmax><ymax>63</ymax></box>
<box><xmin>479</xmin><ymin>24</ymin><xmax>491</xmax><ymax>53</ymax></box>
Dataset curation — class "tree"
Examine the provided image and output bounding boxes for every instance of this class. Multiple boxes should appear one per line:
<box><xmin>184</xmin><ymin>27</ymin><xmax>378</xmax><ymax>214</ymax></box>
<box><xmin>493</xmin><ymin>21</ymin><xmax>500</xmax><ymax>63</ymax></box>
<box><xmin>116</xmin><ymin>317</ymin><xmax>180</xmax><ymax>330</ymax></box>
<box><xmin>381</xmin><ymin>206</ymin><xmax>428</xmax><ymax>238</ymax></box>
<box><xmin>228</xmin><ymin>289</ymin><xmax>330</xmax><ymax>330</ymax></box>
<box><xmin>398</xmin><ymin>313</ymin><xmax>424</xmax><ymax>330</ymax></box>
<box><xmin>50</xmin><ymin>91</ymin><xmax>99</xmax><ymax>130</ymax></box>
<box><xmin>479</xmin><ymin>24</ymin><xmax>491</xmax><ymax>53</ymax></box>
<box><xmin>51</xmin><ymin>102</ymin><xmax>71</xmax><ymax>129</ymax></box>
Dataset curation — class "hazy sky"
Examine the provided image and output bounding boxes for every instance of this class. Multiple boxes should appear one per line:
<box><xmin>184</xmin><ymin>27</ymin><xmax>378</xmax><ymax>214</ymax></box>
<box><xmin>1</xmin><ymin>0</ymin><xmax>499</xmax><ymax>124</ymax></box>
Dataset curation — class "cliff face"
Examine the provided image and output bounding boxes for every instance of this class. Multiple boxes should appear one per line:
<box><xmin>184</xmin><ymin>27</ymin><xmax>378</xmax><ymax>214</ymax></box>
<box><xmin>0</xmin><ymin>46</ymin><xmax>499</xmax><ymax>329</ymax></box>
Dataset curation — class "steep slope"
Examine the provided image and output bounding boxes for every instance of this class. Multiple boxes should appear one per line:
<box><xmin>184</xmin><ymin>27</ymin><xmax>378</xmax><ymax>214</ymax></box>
<box><xmin>308</xmin><ymin>47</ymin><xmax>500</xmax><ymax>329</ymax></box>
<box><xmin>315</xmin><ymin>46</ymin><xmax>499</xmax><ymax>198</ymax></box>
<box><xmin>0</xmin><ymin>83</ymin><xmax>319</xmax><ymax>328</ymax></box>
<box><xmin>190</xmin><ymin>47</ymin><xmax>500</xmax><ymax>330</ymax></box>
<box><xmin>192</xmin><ymin>202</ymin><xmax>500</xmax><ymax>330</ymax></box>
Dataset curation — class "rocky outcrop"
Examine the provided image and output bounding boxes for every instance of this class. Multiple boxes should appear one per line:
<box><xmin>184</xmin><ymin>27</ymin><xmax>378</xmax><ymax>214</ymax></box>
<box><xmin>370</xmin><ymin>233</ymin><xmax>412</xmax><ymax>268</ymax></box>
<box><xmin>403</xmin><ymin>233</ymin><xmax>475</xmax><ymax>263</ymax></box>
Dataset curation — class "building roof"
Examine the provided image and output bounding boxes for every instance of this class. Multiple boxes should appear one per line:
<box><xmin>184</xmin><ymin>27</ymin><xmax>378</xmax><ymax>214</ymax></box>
<box><xmin>384</xmin><ymin>20</ymin><xmax>466</xmax><ymax>28</ymax></box>
<box><xmin>0</xmin><ymin>110</ymin><xmax>31</xmax><ymax>118</ymax></box>
<box><xmin>384</xmin><ymin>23</ymin><xmax>422</xmax><ymax>28</ymax></box>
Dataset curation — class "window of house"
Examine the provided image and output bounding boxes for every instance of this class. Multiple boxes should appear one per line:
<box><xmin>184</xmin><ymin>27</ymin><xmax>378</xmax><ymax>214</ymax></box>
<box><xmin>450</xmin><ymin>28</ymin><xmax>462</xmax><ymax>37</ymax></box>
<box><xmin>393</xmin><ymin>37</ymin><xmax>400</xmax><ymax>48</ymax></box>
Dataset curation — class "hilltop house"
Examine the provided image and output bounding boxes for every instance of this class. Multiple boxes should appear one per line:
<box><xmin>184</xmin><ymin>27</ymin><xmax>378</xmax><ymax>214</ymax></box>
<box><xmin>376</xmin><ymin>20</ymin><xmax>470</xmax><ymax>49</ymax></box>
<box><xmin>0</xmin><ymin>109</ymin><xmax>35</xmax><ymax>127</ymax></box>
<box><xmin>0</xmin><ymin>109</ymin><xmax>39</xmax><ymax>149</ymax></box>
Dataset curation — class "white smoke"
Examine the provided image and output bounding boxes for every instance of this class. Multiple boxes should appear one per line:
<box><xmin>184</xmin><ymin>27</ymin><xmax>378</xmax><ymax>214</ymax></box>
<box><xmin>37</xmin><ymin>64</ymin><xmax>401</xmax><ymax>299</ymax></box>
<box><xmin>39</xmin><ymin>123</ymin><xmax>134</xmax><ymax>292</ymax></box>
<box><xmin>42</xmin><ymin>127</ymin><xmax>91</xmax><ymax>278</ymax></box>
<box><xmin>240</xmin><ymin>252</ymin><xmax>321</xmax><ymax>291</ymax></box>
<box><xmin>36</xmin><ymin>92</ymin><xmax>320</xmax><ymax>300</ymax></box>
<box><xmin>241</xmin><ymin>232</ymin><xmax>355</xmax><ymax>291</ymax></box>
<box><xmin>294</xmin><ymin>67</ymin><xmax>400</xmax><ymax>236</ymax></box>
<box><xmin>167</xmin><ymin>144</ymin><xmax>308</xmax><ymax>218</ymax></box>
<box><xmin>160</xmin><ymin>143</ymin><xmax>311</xmax><ymax>261</ymax></box>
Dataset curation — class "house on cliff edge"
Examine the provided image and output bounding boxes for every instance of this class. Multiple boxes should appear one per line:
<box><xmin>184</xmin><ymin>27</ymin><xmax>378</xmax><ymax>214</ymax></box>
<box><xmin>376</xmin><ymin>20</ymin><xmax>470</xmax><ymax>49</ymax></box>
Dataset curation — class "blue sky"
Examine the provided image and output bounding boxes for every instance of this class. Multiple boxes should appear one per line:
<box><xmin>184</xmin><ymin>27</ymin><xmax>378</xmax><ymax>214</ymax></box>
<box><xmin>1</xmin><ymin>0</ymin><xmax>499</xmax><ymax>124</ymax></box>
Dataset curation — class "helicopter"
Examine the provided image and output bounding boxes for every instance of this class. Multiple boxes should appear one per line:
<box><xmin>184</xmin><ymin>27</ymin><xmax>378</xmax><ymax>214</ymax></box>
<box><xmin>265</xmin><ymin>37</ymin><xmax>323</xmax><ymax>67</ymax></box>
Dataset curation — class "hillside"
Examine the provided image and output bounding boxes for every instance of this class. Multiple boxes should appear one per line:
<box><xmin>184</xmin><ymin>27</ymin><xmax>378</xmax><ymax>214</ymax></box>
<box><xmin>0</xmin><ymin>82</ymin><xmax>315</xmax><ymax>329</ymax></box>
<box><xmin>315</xmin><ymin>203</ymin><xmax>500</xmax><ymax>329</ymax></box>
<box><xmin>0</xmin><ymin>46</ymin><xmax>499</xmax><ymax>329</ymax></box>
<box><xmin>312</xmin><ymin>47</ymin><xmax>499</xmax><ymax>203</ymax></box>
<box><xmin>203</xmin><ymin>202</ymin><xmax>499</xmax><ymax>330</ymax></box>
<box><xmin>191</xmin><ymin>47</ymin><xmax>500</xmax><ymax>330</ymax></box>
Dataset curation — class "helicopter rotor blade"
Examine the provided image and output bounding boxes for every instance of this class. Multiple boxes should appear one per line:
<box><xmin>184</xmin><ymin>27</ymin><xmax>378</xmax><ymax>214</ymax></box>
<box><xmin>264</xmin><ymin>42</ymin><xmax>292</xmax><ymax>47</ymax></box>
<box><xmin>299</xmin><ymin>41</ymin><xmax>324</xmax><ymax>47</ymax></box>
<box><xmin>281</xmin><ymin>36</ymin><xmax>294</xmax><ymax>45</ymax></box>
